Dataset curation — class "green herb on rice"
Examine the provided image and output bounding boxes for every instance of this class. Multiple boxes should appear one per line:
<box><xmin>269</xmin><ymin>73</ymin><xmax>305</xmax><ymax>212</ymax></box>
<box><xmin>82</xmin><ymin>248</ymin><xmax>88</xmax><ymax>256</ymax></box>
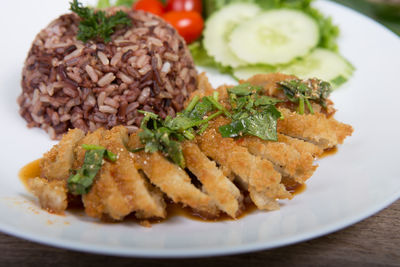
<box><xmin>70</xmin><ymin>0</ymin><xmax>132</xmax><ymax>43</ymax></box>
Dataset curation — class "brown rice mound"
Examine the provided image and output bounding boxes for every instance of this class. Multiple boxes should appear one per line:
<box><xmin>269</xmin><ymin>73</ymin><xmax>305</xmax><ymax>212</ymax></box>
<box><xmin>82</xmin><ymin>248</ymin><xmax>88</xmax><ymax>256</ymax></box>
<box><xmin>18</xmin><ymin>9</ymin><xmax>197</xmax><ymax>139</ymax></box>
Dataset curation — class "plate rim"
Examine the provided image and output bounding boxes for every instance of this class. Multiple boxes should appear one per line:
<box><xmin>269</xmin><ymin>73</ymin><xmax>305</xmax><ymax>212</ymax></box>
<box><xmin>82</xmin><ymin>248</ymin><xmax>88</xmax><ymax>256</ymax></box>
<box><xmin>1</xmin><ymin>0</ymin><xmax>400</xmax><ymax>258</ymax></box>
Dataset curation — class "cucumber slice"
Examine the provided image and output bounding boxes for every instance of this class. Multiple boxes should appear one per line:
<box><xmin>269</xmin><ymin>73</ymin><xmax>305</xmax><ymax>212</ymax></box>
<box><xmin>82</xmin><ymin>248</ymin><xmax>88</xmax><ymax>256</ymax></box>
<box><xmin>280</xmin><ymin>48</ymin><xmax>355</xmax><ymax>87</ymax></box>
<box><xmin>229</xmin><ymin>9</ymin><xmax>319</xmax><ymax>65</ymax></box>
<box><xmin>203</xmin><ymin>3</ymin><xmax>261</xmax><ymax>67</ymax></box>
<box><xmin>233</xmin><ymin>65</ymin><xmax>277</xmax><ymax>80</ymax></box>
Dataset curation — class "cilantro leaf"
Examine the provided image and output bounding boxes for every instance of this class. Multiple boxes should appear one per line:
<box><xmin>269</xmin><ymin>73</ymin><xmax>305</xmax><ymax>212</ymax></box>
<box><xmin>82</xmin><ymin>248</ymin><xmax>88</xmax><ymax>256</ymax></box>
<box><xmin>67</xmin><ymin>144</ymin><xmax>116</xmax><ymax>195</ymax></box>
<box><xmin>278</xmin><ymin>78</ymin><xmax>332</xmax><ymax>114</ymax></box>
<box><xmin>219</xmin><ymin>83</ymin><xmax>282</xmax><ymax>141</ymax></box>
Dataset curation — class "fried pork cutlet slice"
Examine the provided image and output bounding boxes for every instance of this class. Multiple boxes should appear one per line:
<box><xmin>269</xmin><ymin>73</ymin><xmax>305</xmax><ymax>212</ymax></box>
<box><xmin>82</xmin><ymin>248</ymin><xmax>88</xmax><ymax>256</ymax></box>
<box><xmin>186</xmin><ymin>73</ymin><xmax>229</xmax><ymax>107</ymax></box>
<box><xmin>186</xmin><ymin>72</ymin><xmax>215</xmax><ymax>103</ymax></box>
<box><xmin>277</xmin><ymin>133</ymin><xmax>323</xmax><ymax>158</ymax></box>
<box><xmin>196</xmin><ymin>117</ymin><xmax>291</xmax><ymax>210</ymax></box>
<box><xmin>182</xmin><ymin>141</ymin><xmax>242</xmax><ymax>218</ymax></box>
<box><xmin>27</xmin><ymin>129</ymin><xmax>84</xmax><ymax>213</ymax></box>
<box><xmin>237</xmin><ymin>136</ymin><xmax>316</xmax><ymax>184</ymax></box>
<box><xmin>278</xmin><ymin>108</ymin><xmax>353</xmax><ymax>149</ymax></box>
<box><xmin>27</xmin><ymin>178</ymin><xmax>68</xmax><ymax>214</ymax></box>
<box><xmin>244</xmin><ymin>73</ymin><xmax>336</xmax><ymax>116</ymax></box>
<box><xmin>41</xmin><ymin>128</ymin><xmax>85</xmax><ymax>181</ymax></box>
<box><xmin>244</xmin><ymin>73</ymin><xmax>296</xmax><ymax>99</ymax></box>
<box><xmin>81</xmin><ymin>127</ymin><xmax>166</xmax><ymax>220</ymax></box>
<box><xmin>129</xmin><ymin>134</ymin><xmax>219</xmax><ymax>217</ymax></box>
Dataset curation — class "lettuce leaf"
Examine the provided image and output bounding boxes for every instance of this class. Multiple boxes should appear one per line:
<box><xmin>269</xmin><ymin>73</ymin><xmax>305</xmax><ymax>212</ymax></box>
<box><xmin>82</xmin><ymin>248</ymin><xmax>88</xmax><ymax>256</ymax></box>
<box><xmin>189</xmin><ymin>41</ymin><xmax>233</xmax><ymax>75</ymax></box>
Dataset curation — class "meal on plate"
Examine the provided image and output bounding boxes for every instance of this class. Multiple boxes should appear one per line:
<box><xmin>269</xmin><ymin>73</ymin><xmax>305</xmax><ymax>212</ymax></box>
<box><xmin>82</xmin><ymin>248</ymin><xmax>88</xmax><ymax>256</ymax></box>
<box><xmin>19</xmin><ymin>0</ymin><xmax>353</xmax><ymax>225</ymax></box>
<box><xmin>24</xmin><ymin>73</ymin><xmax>353</xmax><ymax>223</ymax></box>
<box><xmin>18</xmin><ymin>1</ymin><xmax>197</xmax><ymax>139</ymax></box>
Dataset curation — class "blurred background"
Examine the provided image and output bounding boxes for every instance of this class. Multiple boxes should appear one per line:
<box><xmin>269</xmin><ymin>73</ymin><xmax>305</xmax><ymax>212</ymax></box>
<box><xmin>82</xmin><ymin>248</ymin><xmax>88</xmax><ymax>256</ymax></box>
<box><xmin>333</xmin><ymin>0</ymin><xmax>400</xmax><ymax>35</ymax></box>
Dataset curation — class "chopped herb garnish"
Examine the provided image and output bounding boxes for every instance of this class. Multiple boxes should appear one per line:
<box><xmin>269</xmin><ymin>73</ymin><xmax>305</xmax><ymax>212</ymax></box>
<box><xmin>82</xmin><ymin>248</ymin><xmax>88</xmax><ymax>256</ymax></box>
<box><xmin>67</xmin><ymin>144</ymin><xmax>117</xmax><ymax>195</ymax></box>
<box><xmin>133</xmin><ymin>95</ymin><xmax>225</xmax><ymax>168</ymax></box>
<box><xmin>132</xmin><ymin>84</ymin><xmax>283</xmax><ymax>165</ymax></box>
<box><xmin>219</xmin><ymin>83</ymin><xmax>282</xmax><ymax>141</ymax></box>
<box><xmin>70</xmin><ymin>0</ymin><xmax>132</xmax><ymax>43</ymax></box>
<box><xmin>278</xmin><ymin>78</ymin><xmax>332</xmax><ymax>114</ymax></box>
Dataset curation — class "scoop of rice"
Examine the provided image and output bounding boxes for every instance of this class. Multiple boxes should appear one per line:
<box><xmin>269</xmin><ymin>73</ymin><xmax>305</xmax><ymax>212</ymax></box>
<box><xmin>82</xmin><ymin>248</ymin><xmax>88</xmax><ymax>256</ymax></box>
<box><xmin>18</xmin><ymin>9</ymin><xmax>197</xmax><ymax>139</ymax></box>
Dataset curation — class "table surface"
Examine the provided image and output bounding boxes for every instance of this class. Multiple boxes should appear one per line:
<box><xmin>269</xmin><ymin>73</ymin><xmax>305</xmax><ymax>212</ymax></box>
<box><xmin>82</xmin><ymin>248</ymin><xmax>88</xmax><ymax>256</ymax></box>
<box><xmin>0</xmin><ymin>199</ymin><xmax>398</xmax><ymax>266</ymax></box>
<box><xmin>2</xmin><ymin>1</ymin><xmax>400</xmax><ymax>266</ymax></box>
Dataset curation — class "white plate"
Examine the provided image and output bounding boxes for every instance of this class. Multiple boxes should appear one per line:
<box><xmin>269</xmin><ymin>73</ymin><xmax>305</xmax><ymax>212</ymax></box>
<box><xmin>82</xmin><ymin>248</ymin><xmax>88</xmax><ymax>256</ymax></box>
<box><xmin>0</xmin><ymin>0</ymin><xmax>399</xmax><ymax>258</ymax></box>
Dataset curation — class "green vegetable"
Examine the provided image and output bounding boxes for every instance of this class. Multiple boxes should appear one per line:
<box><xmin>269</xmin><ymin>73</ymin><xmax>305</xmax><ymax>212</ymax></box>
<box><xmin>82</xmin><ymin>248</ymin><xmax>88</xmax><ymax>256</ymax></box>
<box><xmin>306</xmin><ymin>7</ymin><xmax>339</xmax><ymax>51</ymax></box>
<box><xmin>132</xmin><ymin>95</ymin><xmax>226</xmax><ymax>168</ymax></box>
<box><xmin>67</xmin><ymin>144</ymin><xmax>117</xmax><ymax>195</ymax></box>
<box><xmin>278</xmin><ymin>78</ymin><xmax>332</xmax><ymax>114</ymax></box>
<box><xmin>203</xmin><ymin>0</ymin><xmax>256</xmax><ymax>17</ymax></box>
<box><xmin>197</xmin><ymin>0</ymin><xmax>344</xmax><ymax>85</ymax></box>
<box><xmin>115</xmin><ymin>0</ymin><xmax>136</xmax><ymax>7</ymax></box>
<box><xmin>97</xmin><ymin>0</ymin><xmax>111</xmax><ymax>8</ymax></box>
<box><xmin>219</xmin><ymin>83</ymin><xmax>282</xmax><ymax>141</ymax></box>
<box><xmin>189</xmin><ymin>41</ymin><xmax>233</xmax><ymax>75</ymax></box>
<box><xmin>70</xmin><ymin>0</ymin><xmax>132</xmax><ymax>43</ymax></box>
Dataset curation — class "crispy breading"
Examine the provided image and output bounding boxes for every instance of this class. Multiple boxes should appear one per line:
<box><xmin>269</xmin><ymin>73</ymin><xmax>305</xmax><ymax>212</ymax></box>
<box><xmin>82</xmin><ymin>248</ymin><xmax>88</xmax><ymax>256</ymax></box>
<box><xmin>27</xmin><ymin>177</ymin><xmax>68</xmax><ymax>214</ymax></box>
<box><xmin>28</xmin><ymin>72</ymin><xmax>354</xmax><ymax>222</ymax></box>
<box><xmin>129</xmin><ymin>134</ymin><xmax>219</xmax><ymax>217</ymax></box>
<box><xmin>185</xmin><ymin>73</ymin><xmax>230</xmax><ymax>107</ymax></box>
<box><xmin>41</xmin><ymin>128</ymin><xmax>85</xmax><ymax>181</ymax></box>
<box><xmin>182</xmin><ymin>141</ymin><xmax>242</xmax><ymax>218</ymax></box>
<box><xmin>196</xmin><ymin>117</ymin><xmax>291</xmax><ymax>210</ymax></box>
<box><xmin>83</xmin><ymin>162</ymin><xmax>132</xmax><ymax>220</ymax></box>
<box><xmin>73</xmin><ymin>128</ymin><xmax>106</xmax><ymax>170</ymax></box>
<box><xmin>277</xmin><ymin>133</ymin><xmax>323</xmax><ymax>158</ymax></box>
<box><xmin>82</xmin><ymin>127</ymin><xmax>166</xmax><ymax>220</ymax></box>
<box><xmin>238</xmin><ymin>136</ymin><xmax>317</xmax><ymax>183</ymax></box>
<box><xmin>103</xmin><ymin>126</ymin><xmax>166</xmax><ymax>219</ymax></box>
<box><xmin>249</xmin><ymin>183</ymin><xmax>289</xmax><ymax>210</ymax></box>
<box><xmin>243</xmin><ymin>73</ymin><xmax>296</xmax><ymax>99</ymax></box>
<box><xmin>278</xmin><ymin>108</ymin><xmax>353</xmax><ymax>149</ymax></box>
<box><xmin>185</xmin><ymin>72</ymin><xmax>215</xmax><ymax>103</ymax></box>
<box><xmin>244</xmin><ymin>73</ymin><xmax>336</xmax><ymax>116</ymax></box>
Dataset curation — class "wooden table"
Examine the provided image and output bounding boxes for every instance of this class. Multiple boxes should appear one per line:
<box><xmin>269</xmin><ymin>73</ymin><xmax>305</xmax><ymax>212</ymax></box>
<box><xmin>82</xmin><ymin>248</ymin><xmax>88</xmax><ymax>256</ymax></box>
<box><xmin>0</xmin><ymin>199</ymin><xmax>398</xmax><ymax>266</ymax></box>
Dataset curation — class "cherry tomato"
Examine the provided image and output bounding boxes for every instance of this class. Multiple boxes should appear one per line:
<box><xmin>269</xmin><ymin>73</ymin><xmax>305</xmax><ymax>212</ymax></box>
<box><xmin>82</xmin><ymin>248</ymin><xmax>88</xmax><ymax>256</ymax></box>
<box><xmin>133</xmin><ymin>0</ymin><xmax>165</xmax><ymax>17</ymax></box>
<box><xmin>165</xmin><ymin>0</ymin><xmax>202</xmax><ymax>14</ymax></box>
<box><xmin>162</xmin><ymin>11</ymin><xmax>204</xmax><ymax>44</ymax></box>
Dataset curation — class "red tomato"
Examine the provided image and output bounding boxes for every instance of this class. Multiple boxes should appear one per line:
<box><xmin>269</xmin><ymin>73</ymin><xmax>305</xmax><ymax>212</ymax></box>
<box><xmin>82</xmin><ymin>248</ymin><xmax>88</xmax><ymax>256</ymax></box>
<box><xmin>165</xmin><ymin>0</ymin><xmax>202</xmax><ymax>14</ymax></box>
<box><xmin>133</xmin><ymin>0</ymin><xmax>165</xmax><ymax>17</ymax></box>
<box><xmin>162</xmin><ymin>11</ymin><xmax>204</xmax><ymax>44</ymax></box>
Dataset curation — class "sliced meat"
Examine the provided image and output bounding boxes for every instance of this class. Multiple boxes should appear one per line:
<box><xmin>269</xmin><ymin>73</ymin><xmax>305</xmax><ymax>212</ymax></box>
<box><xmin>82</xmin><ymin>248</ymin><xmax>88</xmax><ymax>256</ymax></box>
<box><xmin>237</xmin><ymin>136</ymin><xmax>317</xmax><ymax>184</ymax></box>
<box><xmin>196</xmin><ymin>117</ymin><xmax>291</xmax><ymax>210</ymax></box>
<box><xmin>82</xmin><ymin>127</ymin><xmax>166</xmax><ymax>220</ymax></box>
<box><xmin>41</xmin><ymin>128</ymin><xmax>85</xmax><ymax>181</ymax></box>
<box><xmin>278</xmin><ymin>108</ymin><xmax>353</xmax><ymax>149</ymax></box>
<box><xmin>73</xmin><ymin>128</ymin><xmax>106</xmax><ymax>170</ymax></box>
<box><xmin>27</xmin><ymin>177</ymin><xmax>68</xmax><ymax>214</ymax></box>
<box><xmin>129</xmin><ymin>134</ymin><xmax>219</xmax><ymax>217</ymax></box>
<box><xmin>277</xmin><ymin>133</ymin><xmax>323</xmax><ymax>158</ymax></box>
<box><xmin>244</xmin><ymin>73</ymin><xmax>336</xmax><ymax>116</ymax></box>
<box><xmin>182</xmin><ymin>141</ymin><xmax>242</xmax><ymax>218</ymax></box>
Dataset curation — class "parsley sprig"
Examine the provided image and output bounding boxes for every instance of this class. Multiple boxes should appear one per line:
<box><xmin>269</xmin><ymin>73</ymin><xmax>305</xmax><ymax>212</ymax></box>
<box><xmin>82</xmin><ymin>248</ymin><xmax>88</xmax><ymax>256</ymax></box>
<box><xmin>67</xmin><ymin>144</ymin><xmax>117</xmax><ymax>195</ymax></box>
<box><xmin>219</xmin><ymin>84</ymin><xmax>282</xmax><ymax>141</ymax></box>
<box><xmin>70</xmin><ymin>0</ymin><xmax>132</xmax><ymax>43</ymax></box>
<box><xmin>278</xmin><ymin>78</ymin><xmax>332</xmax><ymax>114</ymax></box>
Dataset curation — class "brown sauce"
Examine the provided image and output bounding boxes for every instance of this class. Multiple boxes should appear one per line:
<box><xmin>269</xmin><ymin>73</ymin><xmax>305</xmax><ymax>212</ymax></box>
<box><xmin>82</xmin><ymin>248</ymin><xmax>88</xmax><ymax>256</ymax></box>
<box><xmin>286</xmin><ymin>183</ymin><xmax>307</xmax><ymax>196</ymax></box>
<box><xmin>163</xmin><ymin>201</ymin><xmax>258</xmax><ymax>223</ymax></box>
<box><xmin>319</xmin><ymin>146</ymin><xmax>338</xmax><ymax>159</ymax></box>
<box><xmin>18</xmin><ymin>159</ymin><xmax>307</xmax><ymax>223</ymax></box>
<box><xmin>18</xmin><ymin>159</ymin><xmax>41</xmax><ymax>189</ymax></box>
